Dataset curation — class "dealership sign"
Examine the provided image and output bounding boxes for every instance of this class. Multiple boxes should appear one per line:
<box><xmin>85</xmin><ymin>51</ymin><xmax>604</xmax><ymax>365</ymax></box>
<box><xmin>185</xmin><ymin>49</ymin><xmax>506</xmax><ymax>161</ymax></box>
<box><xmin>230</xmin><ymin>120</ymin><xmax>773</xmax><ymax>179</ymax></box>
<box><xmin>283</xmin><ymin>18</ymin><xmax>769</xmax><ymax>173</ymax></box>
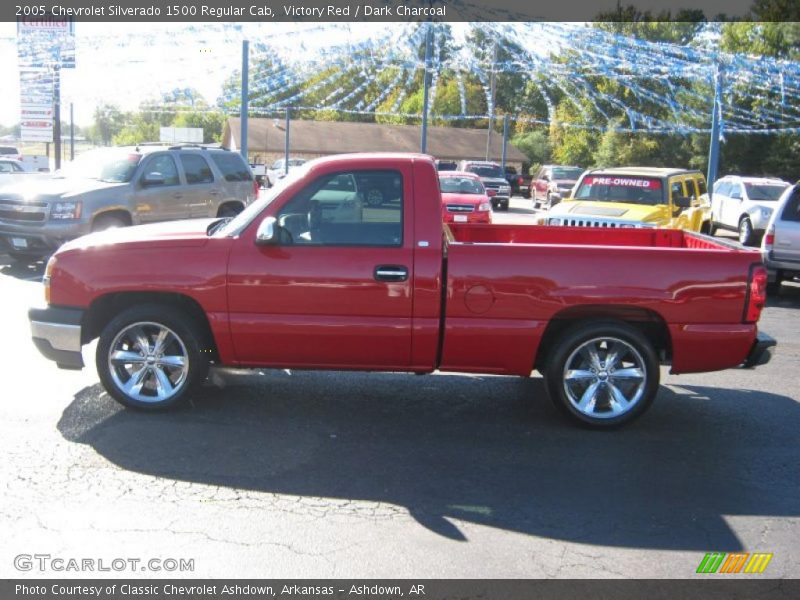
<box><xmin>16</xmin><ymin>18</ymin><xmax>75</xmax><ymax>143</ymax></box>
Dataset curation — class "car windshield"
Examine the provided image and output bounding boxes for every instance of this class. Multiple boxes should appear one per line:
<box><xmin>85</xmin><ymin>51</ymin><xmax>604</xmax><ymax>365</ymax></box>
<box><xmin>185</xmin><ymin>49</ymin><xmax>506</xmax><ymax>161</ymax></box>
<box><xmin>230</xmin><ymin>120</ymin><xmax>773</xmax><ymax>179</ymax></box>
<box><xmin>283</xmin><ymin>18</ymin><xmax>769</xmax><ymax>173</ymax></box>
<box><xmin>439</xmin><ymin>176</ymin><xmax>484</xmax><ymax>195</ymax></box>
<box><xmin>575</xmin><ymin>175</ymin><xmax>664</xmax><ymax>205</ymax></box>
<box><xmin>744</xmin><ymin>182</ymin><xmax>788</xmax><ymax>201</ymax></box>
<box><xmin>57</xmin><ymin>149</ymin><xmax>141</xmax><ymax>183</ymax></box>
<box><xmin>213</xmin><ymin>164</ymin><xmax>310</xmax><ymax>237</ymax></box>
<box><xmin>468</xmin><ymin>165</ymin><xmax>503</xmax><ymax>178</ymax></box>
<box><xmin>552</xmin><ymin>167</ymin><xmax>583</xmax><ymax>180</ymax></box>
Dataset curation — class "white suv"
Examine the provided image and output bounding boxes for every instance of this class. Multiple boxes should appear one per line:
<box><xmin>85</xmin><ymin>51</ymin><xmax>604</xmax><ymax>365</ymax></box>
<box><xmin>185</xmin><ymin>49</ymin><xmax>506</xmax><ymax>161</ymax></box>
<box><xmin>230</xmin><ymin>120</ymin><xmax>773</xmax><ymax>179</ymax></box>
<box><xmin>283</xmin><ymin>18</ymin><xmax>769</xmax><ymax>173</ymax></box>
<box><xmin>709</xmin><ymin>175</ymin><xmax>790</xmax><ymax>246</ymax></box>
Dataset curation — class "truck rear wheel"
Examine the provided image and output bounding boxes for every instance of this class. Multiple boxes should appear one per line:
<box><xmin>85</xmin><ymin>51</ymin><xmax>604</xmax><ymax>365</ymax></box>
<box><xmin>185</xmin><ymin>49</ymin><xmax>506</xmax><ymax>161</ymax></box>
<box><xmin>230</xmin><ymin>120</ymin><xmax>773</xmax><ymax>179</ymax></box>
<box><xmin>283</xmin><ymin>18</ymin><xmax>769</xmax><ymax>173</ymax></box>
<box><xmin>96</xmin><ymin>304</ymin><xmax>209</xmax><ymax>410</ymax></box>
<box><xmin>544</xmin><ymin>321</ymin><xmax>660</xmax><ymax>428</ymax></box>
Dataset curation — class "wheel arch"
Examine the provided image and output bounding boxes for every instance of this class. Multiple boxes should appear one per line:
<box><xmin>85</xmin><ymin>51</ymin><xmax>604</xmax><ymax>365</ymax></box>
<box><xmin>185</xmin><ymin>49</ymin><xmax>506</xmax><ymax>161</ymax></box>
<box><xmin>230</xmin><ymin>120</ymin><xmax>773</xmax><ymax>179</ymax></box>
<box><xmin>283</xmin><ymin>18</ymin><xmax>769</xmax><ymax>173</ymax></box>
<box><xmin>534</xmin><ymin>305</ymin><xmax>672</xmax><ymax>372</ymax></box>
<box><xmin>82</xmin><ymin>291</ymin><xmax>219</xmax><ymax>360</ymax></box>
<box><xmin>91</xmin><ymin>208</ymin><xmax>133</xmax><ymax>229</ymax></box>
<box><xmin>216</xmin><ymin>200</ymin><xmax>244</xmax><ymax>217</ymax></box>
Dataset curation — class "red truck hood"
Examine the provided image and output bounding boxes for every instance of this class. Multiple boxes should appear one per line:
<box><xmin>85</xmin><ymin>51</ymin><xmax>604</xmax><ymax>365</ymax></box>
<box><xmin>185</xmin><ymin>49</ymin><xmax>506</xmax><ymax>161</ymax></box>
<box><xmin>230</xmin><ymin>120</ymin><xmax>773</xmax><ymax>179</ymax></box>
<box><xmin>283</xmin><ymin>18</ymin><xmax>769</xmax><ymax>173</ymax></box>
<box><xmin>60</xmin><ymin>218</ymin><xmax>216</xmax><ymax>253</ymax></box>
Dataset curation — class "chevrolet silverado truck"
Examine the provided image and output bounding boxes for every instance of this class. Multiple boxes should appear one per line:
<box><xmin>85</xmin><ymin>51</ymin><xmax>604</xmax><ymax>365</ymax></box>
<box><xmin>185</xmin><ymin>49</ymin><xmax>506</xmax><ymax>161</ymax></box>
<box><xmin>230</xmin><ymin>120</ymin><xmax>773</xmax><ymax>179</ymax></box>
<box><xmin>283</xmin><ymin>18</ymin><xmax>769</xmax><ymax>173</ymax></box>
<box><xmin>29</xmin><ymin>154</ymin><xmax>775</xmax><ymax>428</ymax></box>
<box><xmin>542</xmin><ymin>167</ymin><xmax>711</xmax><ymax>232</ymax></box>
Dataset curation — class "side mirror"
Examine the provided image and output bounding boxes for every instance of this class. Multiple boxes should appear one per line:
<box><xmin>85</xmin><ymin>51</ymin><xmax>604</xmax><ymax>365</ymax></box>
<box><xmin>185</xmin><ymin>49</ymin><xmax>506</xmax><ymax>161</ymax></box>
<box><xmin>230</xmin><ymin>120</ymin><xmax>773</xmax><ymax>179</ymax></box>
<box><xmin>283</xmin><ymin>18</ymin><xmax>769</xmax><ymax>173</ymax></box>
<box><xmin>255</xmin><ymin>216</ymin><xmax>278</xmax><ymax>245</ymax></box>
<box><xmin>142</xmin><ymin>172</ymin><xmax>165</xmax><ymax>186</ymax></box>
<box><xmin>674</xmin><ymin>196</ymin><xmax>692</xmax><ymax>209</ymax></box>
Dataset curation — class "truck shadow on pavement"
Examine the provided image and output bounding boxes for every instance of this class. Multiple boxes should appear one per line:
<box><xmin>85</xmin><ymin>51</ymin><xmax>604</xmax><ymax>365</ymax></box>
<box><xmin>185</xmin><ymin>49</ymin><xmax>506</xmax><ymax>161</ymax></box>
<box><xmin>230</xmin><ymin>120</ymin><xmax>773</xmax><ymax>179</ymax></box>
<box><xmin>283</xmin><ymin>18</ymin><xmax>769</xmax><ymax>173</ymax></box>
<box><xmin>57</xmin><ymin>372</ymin><xmax>798</xmax><ymax>550</ymax></box>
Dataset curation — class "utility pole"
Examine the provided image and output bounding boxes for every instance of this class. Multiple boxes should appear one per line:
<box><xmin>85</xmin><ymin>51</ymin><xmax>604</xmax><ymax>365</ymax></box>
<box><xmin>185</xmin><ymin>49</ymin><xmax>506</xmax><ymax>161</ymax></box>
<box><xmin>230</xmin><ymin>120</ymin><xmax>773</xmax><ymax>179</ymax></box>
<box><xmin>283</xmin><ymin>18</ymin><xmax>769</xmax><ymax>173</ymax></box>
<box><xmin>53</xmin><ymin>66</ymin><xmax>61</xmax><ymax>170</ymax></box>
<box><xmin>501</xmin><ymin>114</ymin><xmax>509</xmax><ymax>170</ymax></box>
<box><xmin>485</xmin><ymin>43</ymin><xmax>497</xmax><ymax>161</ymax></box>
<box><xmin>420</xmin><ymin>22</ymin><xmax>433</xmax><ymax>153</ymax></box>
<box><xmin>240</xmin><ymin>40</ymin><xmax>249</xmax><ymax>163</ymax></box>
<box><xmin>706</xmin><ymin>64</ymin><xmax>724</xmax><ymax>199</ymax></box>
<box><xmin>69</xmin><ymin>102</ymin><xmax>74</xmax><ymax>161</ymax></box>
<box><xmin>284</xmin><ymin>107</ymin><xmax>291</xmax><ymax>175</ymax></box>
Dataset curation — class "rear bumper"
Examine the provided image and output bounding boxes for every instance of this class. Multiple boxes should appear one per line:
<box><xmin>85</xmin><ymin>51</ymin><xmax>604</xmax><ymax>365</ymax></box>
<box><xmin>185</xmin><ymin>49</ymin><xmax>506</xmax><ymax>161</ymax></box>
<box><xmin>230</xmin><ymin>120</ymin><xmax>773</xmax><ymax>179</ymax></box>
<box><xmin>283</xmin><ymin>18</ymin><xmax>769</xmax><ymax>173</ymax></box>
<box><xmin>742</xmin><ymin>332</ymin><xmax>776</xmax><ymax>368</ymax></box>
<box><xmin>28</xmin><ymin>306</ymin><xmax>85</xmax><ymax>370</ymax></box>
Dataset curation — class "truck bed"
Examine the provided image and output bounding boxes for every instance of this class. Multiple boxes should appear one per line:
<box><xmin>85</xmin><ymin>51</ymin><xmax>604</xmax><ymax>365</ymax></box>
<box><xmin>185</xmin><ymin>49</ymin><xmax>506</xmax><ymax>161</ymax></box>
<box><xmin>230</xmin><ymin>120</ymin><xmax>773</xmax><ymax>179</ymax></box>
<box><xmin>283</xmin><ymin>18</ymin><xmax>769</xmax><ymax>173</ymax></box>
<box><xmin>446</xmin><ymin>223</ymin><xmax>740</xmax><ymax>251</ymax></box>
<box><xmin>439</xmin><ymin>224</ymin><xmax>763</xmax><ymax>377</ymax></box>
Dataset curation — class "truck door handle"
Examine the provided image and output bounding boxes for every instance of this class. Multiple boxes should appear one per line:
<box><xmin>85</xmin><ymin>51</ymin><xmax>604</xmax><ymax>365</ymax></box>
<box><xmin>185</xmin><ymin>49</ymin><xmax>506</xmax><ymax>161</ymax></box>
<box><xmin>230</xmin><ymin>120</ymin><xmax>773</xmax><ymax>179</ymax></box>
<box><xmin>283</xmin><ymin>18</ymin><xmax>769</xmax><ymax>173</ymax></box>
<box><xmin>374</xmin><ymin>265</ymin><xmax>408</xmax><ymax>282</ymax></box>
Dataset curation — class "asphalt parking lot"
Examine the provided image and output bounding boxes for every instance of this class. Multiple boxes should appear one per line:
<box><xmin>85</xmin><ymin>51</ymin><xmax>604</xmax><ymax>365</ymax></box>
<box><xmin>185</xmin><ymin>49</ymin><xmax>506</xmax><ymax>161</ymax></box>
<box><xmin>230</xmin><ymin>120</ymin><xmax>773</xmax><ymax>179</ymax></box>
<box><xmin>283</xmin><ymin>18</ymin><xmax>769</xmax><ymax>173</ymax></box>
<box><xmin>1</xmin><ymin>202</ymin><xmax>798</xmax><ymax>579</ymax></box>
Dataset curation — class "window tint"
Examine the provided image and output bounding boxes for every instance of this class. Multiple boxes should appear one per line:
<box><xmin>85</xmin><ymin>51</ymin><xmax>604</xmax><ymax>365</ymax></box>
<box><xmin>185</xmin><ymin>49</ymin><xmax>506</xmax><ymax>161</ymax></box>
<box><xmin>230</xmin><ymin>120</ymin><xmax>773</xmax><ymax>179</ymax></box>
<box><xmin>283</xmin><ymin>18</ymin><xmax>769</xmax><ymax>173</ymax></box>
<box><xmin>714</xmin><ymin>181</ymin><xmax>731</xmax><ymax>196</ymax></box>
<box><xmin>781</xmin><ymin>189</ymin><xmax>800</xmax><ymax>223</ymax></box>
<box><xmin>141</xmin><ymin>155</ymin><xmax>179</xmax><ymax>186</ymax></box>
<box><xmin>0</xmin><ymin>147</ymin><xmax>18</xmax><ymax>155</ymax></box>
<box><xmin>697</xmin><ymin>179</ymin><xmax>707</xmax><ymax>195</ymax></box>
<box><xmin>210</xmin><ymin>153</ymin><xmax>252</xmax><ymax>182</ymax></box>
<box><xmin>670</xmin><ymin>181</ymin><xmax>684</xmax><ymax>199</ymax></box>
<box><xmin>180</xmin><ymin>154</ymin><xmax>214</xmax><ymax>184</ymax></box>
<box><xmin>276</xmin><ymin>170</ymin><xmax>403</xmax><ymax>246</ymax></box>
<box><xmin>729</xmin><ymin>183</ymin><xmax>743</xmax><ymax>199</ymax></box>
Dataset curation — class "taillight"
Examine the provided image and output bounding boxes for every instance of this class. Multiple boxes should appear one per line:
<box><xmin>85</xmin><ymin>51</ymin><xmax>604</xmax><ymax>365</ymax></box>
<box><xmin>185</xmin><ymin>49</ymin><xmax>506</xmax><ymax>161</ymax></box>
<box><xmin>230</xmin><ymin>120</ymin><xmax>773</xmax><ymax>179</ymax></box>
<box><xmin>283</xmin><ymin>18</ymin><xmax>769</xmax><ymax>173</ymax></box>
<box><xmin>253</xmin><ymin>179</ymin><xmax>260</xmax><ymax>199</ymax></box>
<box><xmin>763</xmin><ymin>224</ymin><xmax>774</xmax><ymax>249</ymax></box>
<box><xmin>744</xmin><ymin>264</ymin><xmax>768</xmax><ymax>323</ymax></box>
<box><xmin>518</xmin><ymin>176</ymin><xmax>524</xmax><ymax>185</ymax></box>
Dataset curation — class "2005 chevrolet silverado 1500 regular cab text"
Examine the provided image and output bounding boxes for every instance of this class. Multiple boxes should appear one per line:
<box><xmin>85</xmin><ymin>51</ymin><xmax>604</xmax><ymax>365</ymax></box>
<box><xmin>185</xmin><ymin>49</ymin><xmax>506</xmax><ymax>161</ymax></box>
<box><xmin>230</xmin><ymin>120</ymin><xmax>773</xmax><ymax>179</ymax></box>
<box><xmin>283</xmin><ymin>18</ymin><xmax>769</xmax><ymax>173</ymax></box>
<box><xmin>29</xmin><ymin>154</ymin><xmax>775</xmax><ymax>428</ymax></box>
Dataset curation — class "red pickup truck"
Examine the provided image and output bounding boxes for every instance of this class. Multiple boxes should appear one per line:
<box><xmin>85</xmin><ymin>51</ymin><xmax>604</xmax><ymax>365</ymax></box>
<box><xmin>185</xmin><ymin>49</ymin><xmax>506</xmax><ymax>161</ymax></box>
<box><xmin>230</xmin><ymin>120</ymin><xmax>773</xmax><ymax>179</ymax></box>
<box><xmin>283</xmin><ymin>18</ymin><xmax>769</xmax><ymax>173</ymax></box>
<box><xmin>29</xmin><ymin>153</ymin><xmax>775</xmax><ymax>428</ymax></box>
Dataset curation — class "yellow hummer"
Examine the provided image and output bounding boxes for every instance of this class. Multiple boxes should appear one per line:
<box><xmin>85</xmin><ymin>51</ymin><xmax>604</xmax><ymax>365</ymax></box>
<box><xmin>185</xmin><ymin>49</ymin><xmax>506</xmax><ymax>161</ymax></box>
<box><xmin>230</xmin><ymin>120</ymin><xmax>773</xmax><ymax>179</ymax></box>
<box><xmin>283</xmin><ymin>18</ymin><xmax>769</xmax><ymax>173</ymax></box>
<box><xmin>541</xmin><ymin>167</ymin><xmax>711</xmax><ymax>232</ymax></box>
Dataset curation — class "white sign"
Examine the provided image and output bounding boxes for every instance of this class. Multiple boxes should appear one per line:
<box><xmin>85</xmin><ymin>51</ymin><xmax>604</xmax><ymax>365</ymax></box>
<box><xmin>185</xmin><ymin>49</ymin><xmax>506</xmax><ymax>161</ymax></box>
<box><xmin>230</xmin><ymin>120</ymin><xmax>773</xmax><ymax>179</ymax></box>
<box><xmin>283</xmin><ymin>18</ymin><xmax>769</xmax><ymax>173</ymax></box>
<box><xmin>160</xmin><ymin>127</ymin><xmax>204</xmax><ymax>143</ymax></box>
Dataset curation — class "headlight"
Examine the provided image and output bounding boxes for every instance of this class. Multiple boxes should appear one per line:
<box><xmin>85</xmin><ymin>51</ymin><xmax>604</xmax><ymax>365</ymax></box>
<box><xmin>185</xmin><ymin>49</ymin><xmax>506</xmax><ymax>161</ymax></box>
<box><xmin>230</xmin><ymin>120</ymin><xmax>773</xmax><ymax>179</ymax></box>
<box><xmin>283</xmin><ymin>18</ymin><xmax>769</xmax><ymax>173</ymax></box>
<box><xmin>478</xmin><ymin>202</ymin><xmax>492</xmax><ymax>212</ymax></box>
<box><xmin>50</xmin><ymin>201</ymin><xmax>82</xmax><ymax>220</ymax></box>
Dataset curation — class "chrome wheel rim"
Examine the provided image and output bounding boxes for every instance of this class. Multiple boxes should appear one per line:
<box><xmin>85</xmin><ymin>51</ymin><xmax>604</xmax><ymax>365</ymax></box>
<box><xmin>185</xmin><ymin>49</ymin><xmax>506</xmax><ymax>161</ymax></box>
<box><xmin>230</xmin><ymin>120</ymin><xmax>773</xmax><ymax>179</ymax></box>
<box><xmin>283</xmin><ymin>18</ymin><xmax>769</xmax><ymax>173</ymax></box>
<box><xmin>739</xmin><ymin>219</ymin><xmax>751</xmax><ymax>244</ymax></box>
<box><xmin>108</xmin><ymin>321</ymin><xmax>189</xmax><ymax>403</ymax></box>
<box><xmin>562</xmin><ymin>336</ymin><xmax>647</xmax><ymax>419</ymax></box>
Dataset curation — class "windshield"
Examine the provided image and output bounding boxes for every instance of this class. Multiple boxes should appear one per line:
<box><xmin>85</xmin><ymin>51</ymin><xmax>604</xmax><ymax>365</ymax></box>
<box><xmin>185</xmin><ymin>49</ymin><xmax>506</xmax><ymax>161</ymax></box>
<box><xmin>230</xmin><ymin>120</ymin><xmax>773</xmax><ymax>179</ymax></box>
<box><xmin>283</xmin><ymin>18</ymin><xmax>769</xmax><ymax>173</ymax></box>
<box><xmin>745</xmin><ymin>182</ymin><xmax>788</xmax><ymax>201</ymax></box>
<box><xmin>467</xmin><ymin>165</ymin><xmax>503</xmax><ymax>178</ymax></box>
<box><xmin>57</xmin><ymin>149</ymin><xmax>141</xmax><ymax>183</ymax></box>
<box><xmin>575</xmin><ymin>175</ymin><xmax>664</xmax><ymax>206</ymax></box>
<box><xmin>214</xmin><ymin>165</ymin><xmax>310</xmax><ymax>237</ymax></box>
<box><xmin>552</xmin><ymin>167</ymin><xmax>583</xmax><ymax>180</ymax></box>
<box><xmin>439</xmin><ymin>176</ymin><xmax>485</xmax><ymax>195</ymax></box>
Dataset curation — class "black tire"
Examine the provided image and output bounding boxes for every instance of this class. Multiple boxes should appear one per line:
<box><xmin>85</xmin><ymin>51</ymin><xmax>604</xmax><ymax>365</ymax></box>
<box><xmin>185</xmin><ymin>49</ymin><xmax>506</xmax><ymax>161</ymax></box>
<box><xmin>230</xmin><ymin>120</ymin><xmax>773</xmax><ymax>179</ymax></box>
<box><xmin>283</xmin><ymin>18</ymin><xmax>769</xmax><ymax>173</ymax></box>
<box><xmin>366</xmin><ymin>188</ymin><xmax>385</xmax><ymax>207</ymax></box>
<box><xmin>96</xmin><ymin>304</ymin><xmax>210</xmax><ymax>411</ymax></box>
<box><xmin>92</xmin><ymin>214</ymin><xmax>128</xmax><ymax>233</ymax></box>
<box><xmin>544</xmin><ymin>320</ymin><xmax>660</xmax><ymax>428</ymax></box>
<box><xmin>738</xmin><ymin>217</ymin><xmax>755</xmax><ymax>246</ymax></box>
<box><xmin>498</xmin><ymin>200</ymin><xmax>510</xmax><ymax>212</ymax></box>
<box><xmin>766</xmin><ymin>271</ymin><xmax>783</xmax><ymax>296</ymax></box>
<box><xmin>700</xmin><ymin>221</ymin><xmax>711</xmax><ymax>235</ymax></box>
<box><xmin>217</xmin><ymin>203</ymin><xmax>243</xmax><ymax>218</ymax></box>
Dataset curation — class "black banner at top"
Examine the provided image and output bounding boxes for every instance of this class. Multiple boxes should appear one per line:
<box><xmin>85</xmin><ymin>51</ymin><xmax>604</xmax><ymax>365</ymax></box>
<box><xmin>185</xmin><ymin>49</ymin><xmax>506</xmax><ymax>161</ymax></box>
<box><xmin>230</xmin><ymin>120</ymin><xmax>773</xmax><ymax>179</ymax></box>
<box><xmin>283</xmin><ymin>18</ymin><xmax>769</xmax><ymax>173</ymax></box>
<box><xmin>4</xmin><ymin>0</ymin><xmax>764</xmax><ymax>23</ymax></box>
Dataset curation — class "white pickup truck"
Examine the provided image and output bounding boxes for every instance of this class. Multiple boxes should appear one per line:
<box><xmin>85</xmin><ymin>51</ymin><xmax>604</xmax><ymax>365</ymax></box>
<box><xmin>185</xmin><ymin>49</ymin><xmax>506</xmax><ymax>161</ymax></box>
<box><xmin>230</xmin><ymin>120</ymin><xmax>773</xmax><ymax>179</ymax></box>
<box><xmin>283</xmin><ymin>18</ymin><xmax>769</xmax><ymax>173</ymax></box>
<box><xmin>0</xmin><ymin>158</ymin><xmax>43</xmax><ymax>186</ymax></box>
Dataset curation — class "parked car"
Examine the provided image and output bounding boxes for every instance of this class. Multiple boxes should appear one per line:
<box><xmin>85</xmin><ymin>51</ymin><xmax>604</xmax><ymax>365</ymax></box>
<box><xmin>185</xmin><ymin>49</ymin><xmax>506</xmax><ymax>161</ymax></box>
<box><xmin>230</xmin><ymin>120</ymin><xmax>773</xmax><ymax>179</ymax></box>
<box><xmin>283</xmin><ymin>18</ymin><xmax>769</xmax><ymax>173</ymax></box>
<box><xmin>762</xmin><ymin>182</ymin><xmax>800</xmax><ymax>293</ymax></box>
<box><xmin>708</xmin><ymin>175</ymin><xmax>790</xmax><ymax>246</ymax></box>
<box><xmin>504</xmin><ymin>165</ymin><xmax>531</xmax><ymax>198</ymax></box>
<box><xmin>0</xmin><ymin>145</ymin><xmax>22</xmax><ymax>162</ymax></box>
<box><xmin>530</xmin><ymin>165</ymin><xmax>584</xmax><ymax>210</ymax></box>
<box><xmin>0</xmin><ymin>145</ymin><xmax>257</xmax><ymax>263</ymax></box>
<box><xmin>542</xmin><ymin>167</ymin><xmax>711</xmax><ymax>232</ymax></box>
<box><xmin>30</xmin><ymin>153</ymin><xmax>774</xmax><ymax>428</ymax></box>
<box><xmin>435</xmin><ymin>159</ymin><xmax>458</xmax><ymax>171</ymax></box>
<box><xmin>439</xmin><ymin>171</ymin><xmax>492</xmax><ymax>224</ymax></box>
<box><xmin>457</xmin><ymin>160</ymin><xmax>511</xmax><ymax>211</ymax></box>
<box><xmin>0</xmin><ymin>158</ymin><xmax>36</xmax><ymax>186</ymax></box>
<box><xmin>266</xmin><ymin>157</ymin><xmax>306</xmax><ymax>187</ymax></box>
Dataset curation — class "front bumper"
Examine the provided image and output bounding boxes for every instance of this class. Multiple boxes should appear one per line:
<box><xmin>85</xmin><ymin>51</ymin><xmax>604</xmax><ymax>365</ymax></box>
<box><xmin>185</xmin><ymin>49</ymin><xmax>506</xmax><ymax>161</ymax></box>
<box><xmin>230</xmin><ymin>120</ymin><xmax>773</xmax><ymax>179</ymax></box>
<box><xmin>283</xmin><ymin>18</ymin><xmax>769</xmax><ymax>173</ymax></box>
<box><xmin>28</xmin><ymin>306</ymin><xmax>85</xmax><ymax>370</ymax></box>
<box><xmin>742</xmin><ymin>332</ymin><xmax>776</xmax><ymax>368</ymax></box>
<box><xmin>0</xmin><ymin>219</ymin><xmax>89</xmax><ymax>256</ymax></box>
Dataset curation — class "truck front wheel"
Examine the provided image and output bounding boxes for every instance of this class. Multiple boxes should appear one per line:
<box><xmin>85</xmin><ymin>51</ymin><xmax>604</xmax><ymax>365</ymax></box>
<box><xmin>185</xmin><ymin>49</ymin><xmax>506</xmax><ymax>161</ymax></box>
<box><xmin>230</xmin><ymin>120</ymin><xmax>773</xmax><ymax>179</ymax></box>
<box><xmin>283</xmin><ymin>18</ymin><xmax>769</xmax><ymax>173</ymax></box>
<box><xmin>96</xmin><ymin>305</ymin><xmax>209</xmax><ymax>410</ymax></box>
<box><xmin>544</xmin><ymin>321</ymin><xmax>660</xmax><ymax>428</ymax></box>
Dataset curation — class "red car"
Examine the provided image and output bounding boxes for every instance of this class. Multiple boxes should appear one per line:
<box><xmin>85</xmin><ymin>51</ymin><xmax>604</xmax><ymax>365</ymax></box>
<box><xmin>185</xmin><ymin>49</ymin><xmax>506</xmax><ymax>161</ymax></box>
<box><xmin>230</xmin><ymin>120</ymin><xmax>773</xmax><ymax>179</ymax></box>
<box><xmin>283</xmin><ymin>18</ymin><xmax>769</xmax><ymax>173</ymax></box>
<box><xmin>439</xmin><ymin>171</ymin><xmax>493</xmax><ymax>224</ymax></box>
<box><xmin>30</xmin><ymin>153</ymin><xmax>774</xmax><ymax>428</ymax></box>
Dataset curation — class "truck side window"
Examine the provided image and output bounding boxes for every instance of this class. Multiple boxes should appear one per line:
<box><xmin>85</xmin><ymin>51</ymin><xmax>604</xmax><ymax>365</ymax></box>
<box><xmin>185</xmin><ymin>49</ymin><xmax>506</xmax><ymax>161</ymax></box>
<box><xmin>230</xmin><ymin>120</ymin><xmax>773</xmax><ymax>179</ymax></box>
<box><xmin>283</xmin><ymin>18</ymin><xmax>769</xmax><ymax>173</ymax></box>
<box><xmin>180</xmin><ymin>154</ymin><xmax>214</xmax><ymax>184</ymax></box>
<box><xmin>277</xmin><ymin>170</ymin><xmax>403</xmax><ymax>247</ymax></box>
<box><xmin>142</xmin><ymin>155</ymin><xmax>180</xmax><ymax>186</ymax></box>
<box><xmin>782</xmin><ymin>189</ymin><xmax>800</xmax><ymax>222</ymax></box>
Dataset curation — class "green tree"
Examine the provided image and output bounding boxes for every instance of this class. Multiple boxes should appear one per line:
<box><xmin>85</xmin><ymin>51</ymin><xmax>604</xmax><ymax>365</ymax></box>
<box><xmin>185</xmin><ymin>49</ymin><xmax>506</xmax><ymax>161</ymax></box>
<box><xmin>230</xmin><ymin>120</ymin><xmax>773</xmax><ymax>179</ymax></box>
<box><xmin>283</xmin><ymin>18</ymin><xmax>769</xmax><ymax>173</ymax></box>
<box><xmin>90</xmin><ymin>104</ymin><xmax>126</xmax><ymax>145</ymax></box>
